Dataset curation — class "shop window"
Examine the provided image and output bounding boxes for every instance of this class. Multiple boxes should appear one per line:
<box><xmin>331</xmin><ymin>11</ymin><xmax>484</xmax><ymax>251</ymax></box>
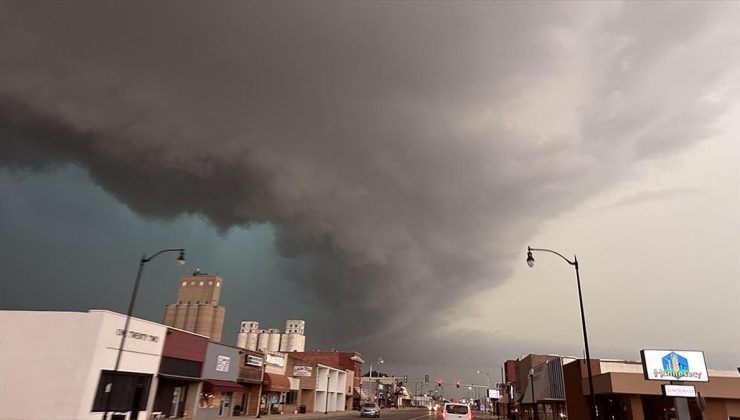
<box><xmin>91</xmin><ymin>370</ymin><xmax>152</xmax><ymax>412</ymax></box>
<box><xmin>285</xmin><ymin>391</ymin><xmax>298</xmax><ymax>405</ymax></box>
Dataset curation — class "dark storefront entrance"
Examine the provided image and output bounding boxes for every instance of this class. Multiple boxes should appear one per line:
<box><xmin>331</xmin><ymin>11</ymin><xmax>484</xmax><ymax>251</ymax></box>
<box><xmin>153</xmin><ymin>377</ymin><xmax>196</xmax><ymax>418</ymax></box>
<box><xmin>91</xmin><ymin>370</ymin><xmax>153</xmax><ymax>417</ymax></box>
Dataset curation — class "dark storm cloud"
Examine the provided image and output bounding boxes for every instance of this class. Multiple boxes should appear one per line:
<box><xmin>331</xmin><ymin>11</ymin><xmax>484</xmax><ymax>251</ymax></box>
<box><xmin>0</xmin><ymin>1</ymin><xmax>738</xmax><ymax>349</ymax></box>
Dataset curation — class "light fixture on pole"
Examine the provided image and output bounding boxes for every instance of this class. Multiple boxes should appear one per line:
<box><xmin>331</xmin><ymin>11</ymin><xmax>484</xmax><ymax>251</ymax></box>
<box><xmin>101</xmin><ymin>248</ymin><xmax>186</xmax><ymax>420</ymax></box>
<box><xmin>367</xmin><ymin>357</ymin><xmax>383</xmax><ymax>406</ymax></box>
<box><xmin>476</xmin><ymin>370</ymin><xmax>491</xmax><ymax>414</ymax></box>
<box><xmin>526</xmin><ymin>246</ymin><xmax>597</xmax><ymax>420</ymax></box>
<box><xmin>529</xmin><ymin>369</ymin><xmax>538</xmax><ymax>420</ymax></box>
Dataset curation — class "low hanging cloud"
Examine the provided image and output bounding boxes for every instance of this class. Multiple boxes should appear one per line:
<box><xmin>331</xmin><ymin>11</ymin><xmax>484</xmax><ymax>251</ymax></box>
<box><xmin>0</xmin><ymin>2</ymin><xmax>738</xmax><ymax>343</ymax></box>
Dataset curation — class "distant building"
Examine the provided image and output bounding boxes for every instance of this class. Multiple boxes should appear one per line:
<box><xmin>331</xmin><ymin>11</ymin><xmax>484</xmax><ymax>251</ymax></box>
<box><xmin>236</xmin><ymin>320</ymin><xmax>306</xmax><ymax>353</ymax></box>
<box><xmin>163</xmin><ymin>269</ymin><xmax>226</xmax><ymax>342</ymax></box>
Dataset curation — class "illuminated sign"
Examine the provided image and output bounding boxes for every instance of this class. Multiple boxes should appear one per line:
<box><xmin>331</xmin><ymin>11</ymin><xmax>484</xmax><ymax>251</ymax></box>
<box><xmin>663</xmin><ymin>384</ymin><xmax>696</xmax><ymax>397</ymax></box>
<box><xmin>640</xmin><ymin>350</ymin><xmax>708</xmax><ymax>382</ymax></box>
<box><xmin>488</xmin><ymin>389</ymin><xmax>501</xmax><ymax>399</ymax></box>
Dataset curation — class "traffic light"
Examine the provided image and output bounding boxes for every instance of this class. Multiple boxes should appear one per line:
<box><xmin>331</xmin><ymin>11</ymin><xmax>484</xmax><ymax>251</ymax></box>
<box><xmin>404</xmin><ymin>375</ymin><xmax>408</xmax><ymax>383</ymax></box>
<box><xmin>455</xmin><ymin>379</ymin><xmax>461</xmax><ymax>388</ymax></box>
<box><xmin>425</xmin><ymin>374</ymin><xmax>430</xmax><ymax>383</ymax></box>
<box><xmin>437</xmin><ymin>378</ymin><xmax>443</xmax><ymax>387</ymax></box>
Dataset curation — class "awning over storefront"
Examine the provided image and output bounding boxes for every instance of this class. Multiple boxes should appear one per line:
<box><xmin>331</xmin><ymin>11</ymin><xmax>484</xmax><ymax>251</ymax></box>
<box><xmin>203</xmin><ymin>379</ymin><xmax>244</xmax><ymax>393</ymax></box>
<box><xmin>264</xmin><ymin>373</ymin><xmax>291</xmax><ymax>392</ymax></box>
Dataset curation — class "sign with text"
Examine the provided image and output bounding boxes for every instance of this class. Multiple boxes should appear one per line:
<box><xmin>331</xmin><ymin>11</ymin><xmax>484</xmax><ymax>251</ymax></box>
<box><xmin>293</xmin><ymin>366</ymin><xmax>313</xmax><ymax>377</ymax></box>
<box><xmin>246</xmin><ymin>355</ymin><xmax>263</xmax><ymax>367</ymax></box>
<box><xmin>663</xmin><ymin>384</ymin><xmax>697</xmax><ymax>398</ymax></box>
<box><xmin>266</xmin><ymin>353</ymin><xmax>285</xmax><ymax>367</ymax></box>
<box><xmin>488</xmin><ymin>389</ymin><xmax>501</xmax><ymax>399</ymax></box>
<box><xmin>641</xmin><ymin>350</ymin><xmax>708</xmax><ymax>382</ymax></box>
<box><xmin>216</xmin><ymin>355</ymin><xmax>231</xmax><ymax>372</ymax></box>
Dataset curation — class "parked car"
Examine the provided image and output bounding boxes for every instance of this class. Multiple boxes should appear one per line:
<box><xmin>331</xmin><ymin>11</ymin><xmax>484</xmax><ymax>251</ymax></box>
<box><xmin>360</xmin><ymin>403</ymin><xmax>381</xmax><ymax>418</ymax></box>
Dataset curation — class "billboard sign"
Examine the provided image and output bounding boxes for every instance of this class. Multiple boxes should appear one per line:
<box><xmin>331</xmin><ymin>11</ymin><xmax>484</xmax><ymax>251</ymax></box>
<box><xmin>488</xmin><ymin>389</ymin><xmax>501</xmax><ymax>399</ymax></box>
<box><xmin>663</xmin><ymin>384</ymin><xmax>696</xmax><ymax>398</ymax></box>
<box><xmin>640</xmin><ymin>350</ymin><xmax>708</xmax><ymax>382</ymax></box>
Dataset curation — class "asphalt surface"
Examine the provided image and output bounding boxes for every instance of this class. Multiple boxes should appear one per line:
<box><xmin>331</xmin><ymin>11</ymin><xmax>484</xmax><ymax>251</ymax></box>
<box><xmin>219</xmin><ymin>408</ymin><xmax>445</xmax><ymax>420</ymax></box>
<box><xmin>337</xmin><ymin>408</ymin><xmax>437</xmax><ymax>420</ymax></box>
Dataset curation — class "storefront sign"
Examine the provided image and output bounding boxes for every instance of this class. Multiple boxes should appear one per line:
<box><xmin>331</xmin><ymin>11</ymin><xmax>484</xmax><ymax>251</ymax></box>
<box><xmin>663</xmin><ymin>384</ymin><xmax>696</xmax><ymax>397</ymax></box>
<box><xmin>116</xmin><ymin>329</ymin><xmax>160</xmax><ymax>343</ymax></box>
<box><xmin>216</xmin><ymin>355</ymin><xmax>231</xmax><ymax>372</ymax></box>
<box><xmin>266</xmin><ymin>353</ymin><xmax>285</xmax><ymax>367</ymax></box>
<box><xmin>487</xmin><ymin>389</ymin><xmax>501</xmax><ymax>399</ymax></box>
<box><xmin>641</xmin><ymin>350</ymin><xmax>708</xmax><ymax>382</ymax></box>
<box><xmin>246</xmin><ymin>355</ymin><xmax>263</xmax><ymax>367</ymax></box>
<box><xmin>293</xmin><ymin>366</ymin><xmax>313</xmax><ymax>377</ymax></box>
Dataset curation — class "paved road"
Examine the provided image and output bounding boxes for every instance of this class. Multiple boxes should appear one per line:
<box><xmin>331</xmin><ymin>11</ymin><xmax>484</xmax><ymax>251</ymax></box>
<box><xmin>220</xmin><ymin>407</ymin><xmax>503</xmax><ymax>420</ymax></box>
<box><xmin>220</xmin><ymin>408</ymin><xmax>443</xmax><ymax>420</ymax></box>
<box><xmin>330</xmin><ymin>408</ymin><xmax>437</xmax><ymax>420</ymax></box>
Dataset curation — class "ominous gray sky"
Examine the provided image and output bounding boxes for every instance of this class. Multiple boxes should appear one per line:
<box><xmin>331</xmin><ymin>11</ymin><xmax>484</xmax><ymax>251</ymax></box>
<box><xmin>1</xmin><ymin>1</ymin><xmax>738</xmax><ymax>388</ymax></box>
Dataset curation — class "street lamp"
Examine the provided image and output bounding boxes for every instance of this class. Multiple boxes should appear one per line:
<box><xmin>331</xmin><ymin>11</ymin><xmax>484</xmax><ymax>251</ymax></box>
<box><xmin>476</xmin><ymin>370</ymin><xmax>491</xmax><ymax>414</ymax></box>
<box><xmin>102</xmin><ymin>248</ymin><xmax>186</xmax><ymax>420</ymax></box>
<box><xmin>529</xmin><ymin>369</ymin><xmax>538</xmax><ymax>420</ymax></box>
<box><xmin>526</xmin><ymin>246</ymin><xmax>597</xmax><ymax>420</ymax></box>
<box><xmin>367</xmin><ymin>357</ymin><xmax>384</xmax><ymax>407</ymax></box>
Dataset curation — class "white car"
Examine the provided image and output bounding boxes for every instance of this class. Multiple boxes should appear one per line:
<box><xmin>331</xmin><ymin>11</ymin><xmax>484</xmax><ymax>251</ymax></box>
<box><xmin>442</xmin><ymin>403</ymin><xmax>471</xmax><ymax>420</ymax></box>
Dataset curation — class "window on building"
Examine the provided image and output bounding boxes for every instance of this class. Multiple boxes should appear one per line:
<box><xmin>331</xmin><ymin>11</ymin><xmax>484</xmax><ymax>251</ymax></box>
<box><xmin>196</xmin><ymin>301</ymin><xmax>200</xmax><ymax>304</ymax></box>
<box><xmin>285</xmin><ymin>391</ymin><xmax>298</xmax><ymax>405</ymax></box>
<box><xmin>182</xmin><ymin>281</ymin><xmax>187</xmax><ymax>287</ymax></box>
<box><xmin>91</xmin><ymin>371</ymin><xmax>152</xmax><ymax>412</ymax></box>
<box><xmin>205</xmin><ymin>301</ymin><xmax>209</xmax><ymax>304</ymax></box>
<box><xmin>191</xmin><ymin>281</ymin><xmax>195</xmax><ymax>286</ymax></box>
<box><xmin>209</xmin><ymin>281</ymin><xmax>213</xmax><ymax>286</ymax></box>
<box><xmin>199</xmin><ymin>281</ymin><xmax>204</xmax><ymax>286</ymax></box>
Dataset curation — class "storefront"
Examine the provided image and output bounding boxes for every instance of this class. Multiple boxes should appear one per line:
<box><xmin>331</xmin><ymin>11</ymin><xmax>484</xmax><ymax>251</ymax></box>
<box><xmin>235</xmin><ymin>350</ymin><xmax>264</xmax><ymax>416</ymax></box>
<box><xmin>562</xmin><ymin>359</ymin><xmax>740</xmax><ymax>420</ymax></box>
<box><xmin>288</xmin><ymin>356</ymin><xmax>318</xmax><ymax>413</ymax></box>
<box><xmin>152</xmin><ymin>328</ymin><xmax>208</xmax><ymax>418</ymax></box>
<box><xmin>196</xmin><ymin>342</ymin><xmax>244</xmax><ymax>419</ymax></box>
<box><xmin>0</xmin><ymin>310</ymin><xmax>166</xmax><ymax>420</ymax></box>
<box><xmin>262</xmin><ymin>372</ymin><xmax>292</xmax><ymax>414</ymax></box>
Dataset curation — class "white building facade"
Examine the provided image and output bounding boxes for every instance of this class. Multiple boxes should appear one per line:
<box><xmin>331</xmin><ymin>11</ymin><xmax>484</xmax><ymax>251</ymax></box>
<box><xmin>314</xmin><ymin>365</ymin><xmax>347</xmax><ymax>413</ymax></box>
<box><xmin>0</xmin><ymin>310</ymin><xmax>166</xmax><ymax>420</ymax></box>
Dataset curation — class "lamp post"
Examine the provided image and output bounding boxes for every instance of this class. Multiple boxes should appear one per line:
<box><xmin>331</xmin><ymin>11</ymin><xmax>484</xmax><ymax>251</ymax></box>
<box><xmin>102</xmin><ymin>248</ymin><xmax>186</xmax><ymax>420</ymax></box>
<box><xmin>367</xmin><ymin>357</ymin><xmax>383</xmax><ymax>406</ymax></box>
<box><xmin>529</xmin><ymin>369</ymin><xmax>538</xmax><ymax>420</ymax></box>
<box><xmin>476</xmin><ymin>370</ymin><xmax>491</xmax><ymax>413</ymax></box>
<box><xmin>324</xmin><ymin>372</ymin><xmax>330</xmax><ymax>414</ymax></box>
<box><xmin>526</xmin><ymin>246</ymin><xmax>597</xmax><ymax>420</ymax></box>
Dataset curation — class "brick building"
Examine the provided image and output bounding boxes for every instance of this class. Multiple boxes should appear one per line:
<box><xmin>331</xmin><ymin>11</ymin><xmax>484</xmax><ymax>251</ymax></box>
<box><xmin>289</xmin><ymin>351</ymin><xmax>364</xmax><ymax>409</ymax></box>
